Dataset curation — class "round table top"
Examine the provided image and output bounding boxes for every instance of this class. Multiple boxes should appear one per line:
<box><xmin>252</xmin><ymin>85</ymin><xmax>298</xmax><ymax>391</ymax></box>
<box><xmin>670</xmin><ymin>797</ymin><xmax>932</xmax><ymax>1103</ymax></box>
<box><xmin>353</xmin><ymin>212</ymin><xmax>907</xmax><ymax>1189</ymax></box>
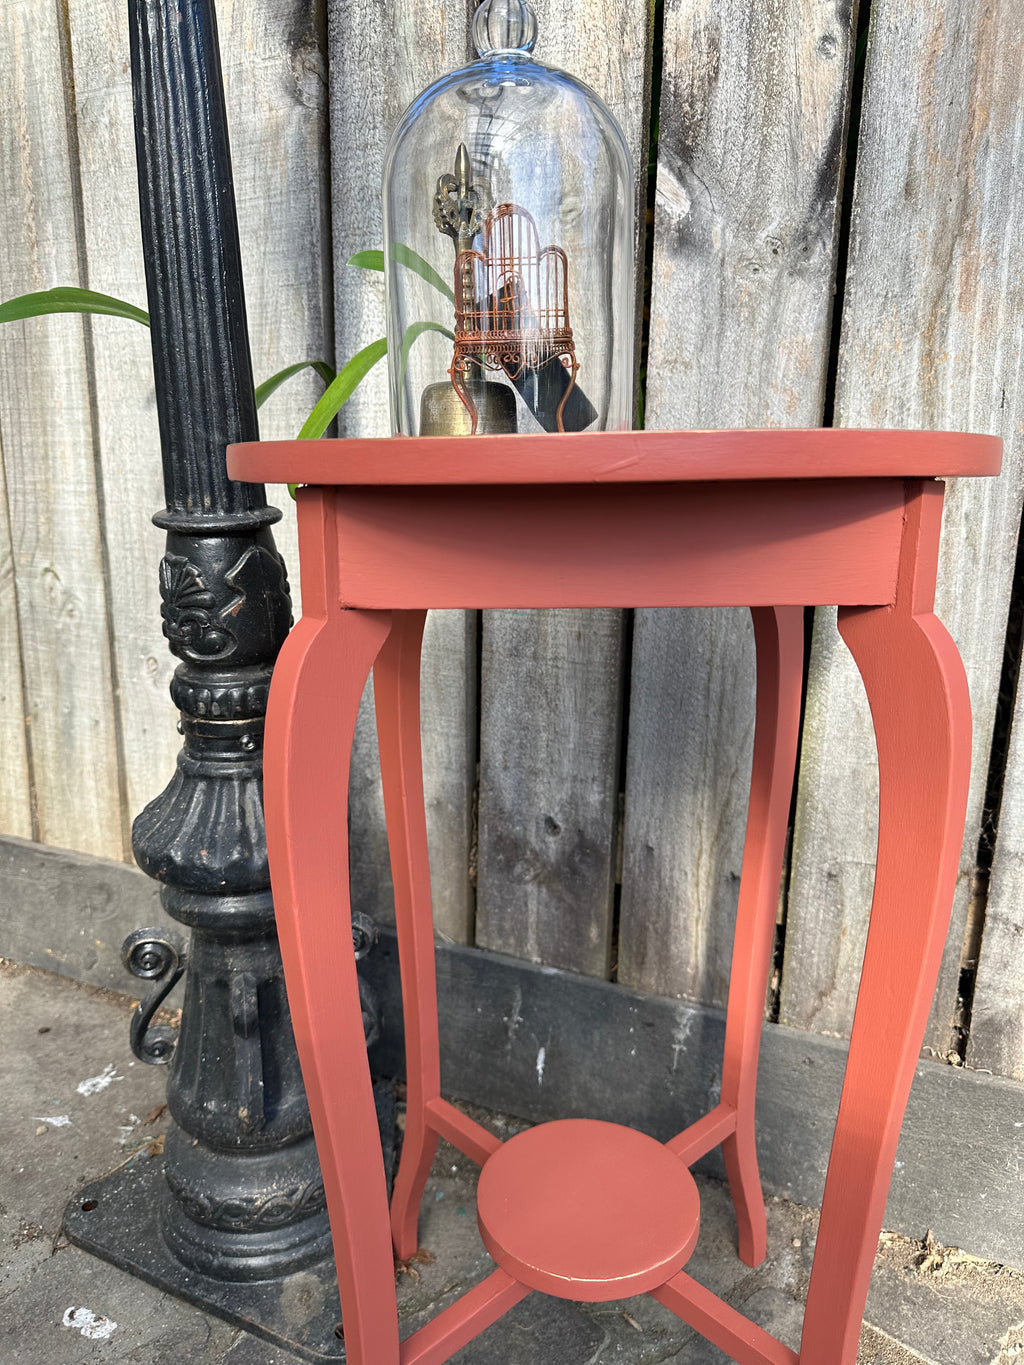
<box><xmin>227</xmin><ymin>428</ymin><xmax>1001</xmax><ymax>488</ymax></box>
<box><xmin>476</xmin><ymin>1118</ymin><xmax>701</xmax><ymax>1301</ymax></box>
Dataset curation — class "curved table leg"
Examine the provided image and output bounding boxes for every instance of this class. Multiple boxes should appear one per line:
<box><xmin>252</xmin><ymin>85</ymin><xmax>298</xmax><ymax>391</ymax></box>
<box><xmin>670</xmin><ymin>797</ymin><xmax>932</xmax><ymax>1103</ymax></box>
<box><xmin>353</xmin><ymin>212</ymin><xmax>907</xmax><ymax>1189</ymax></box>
<box><xmin>265</xmin><ymin>600</ymin><xmax>400</xmax><ymax>1365</ymax></box>
<box><xmin>720</xmin><ymin>606</ymin><xmax>804</xmax><ymax>1266</ymax></box>
<box><xmin>373</xmin><ymin>609</ymin><xmax>442</xmax><ymax>1260</ymax></box>
<box><xmin>799</xmin><ymin>596</ymin><xmax>971</xmax><ymax>1363</ymax></box>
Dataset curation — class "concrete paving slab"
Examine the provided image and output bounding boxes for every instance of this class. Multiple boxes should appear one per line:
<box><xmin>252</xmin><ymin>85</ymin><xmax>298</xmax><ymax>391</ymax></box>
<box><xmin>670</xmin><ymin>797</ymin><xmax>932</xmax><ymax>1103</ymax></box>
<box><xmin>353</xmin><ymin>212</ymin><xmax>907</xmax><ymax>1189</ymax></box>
<box><xmin>863</xmin><ymin>1232</ymin><xmax>1024</xmax><ymax>1365</ymax></box>
<box><xmin>2</xmin><ymin>959</ymin><xmax>1021</xmax><ymax>1365</ymax></box>
<box><xmin>664</xmin><ymin>1287</ymin><xmax>804</xmax><ymax>1362</ymax></box>
<box><xmin>0</xmin><ymin>962</ymin><xmax>170</xmax><ymax>1232</ymax></box>
<box><xmin>858</xmin><ymin>1323</ymin><xmax>938</xmax><ymax>1365</ymax></box>
<box><xmin>4</xmin><ymin>1240</ymin><xmax>241</xmax><ymax>1364</ymax></box>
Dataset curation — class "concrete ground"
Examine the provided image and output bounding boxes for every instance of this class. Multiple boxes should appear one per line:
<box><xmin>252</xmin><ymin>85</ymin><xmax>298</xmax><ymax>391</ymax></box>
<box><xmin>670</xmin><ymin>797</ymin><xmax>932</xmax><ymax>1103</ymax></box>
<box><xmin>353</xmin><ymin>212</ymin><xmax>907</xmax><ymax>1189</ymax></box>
<box><xmin>1</xmin><ymin>959</ymin><xmax>1021</xmax><ymax>1365</ymax></box>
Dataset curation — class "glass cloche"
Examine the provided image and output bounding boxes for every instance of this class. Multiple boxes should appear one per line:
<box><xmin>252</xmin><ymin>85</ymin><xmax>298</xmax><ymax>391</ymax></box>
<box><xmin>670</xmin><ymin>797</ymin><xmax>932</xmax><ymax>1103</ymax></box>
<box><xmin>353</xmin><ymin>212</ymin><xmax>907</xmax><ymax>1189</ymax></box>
<box><xmin>382</xmin><ymin>0</ymin><xmax>635</xmax><ymax>437</ymax></box>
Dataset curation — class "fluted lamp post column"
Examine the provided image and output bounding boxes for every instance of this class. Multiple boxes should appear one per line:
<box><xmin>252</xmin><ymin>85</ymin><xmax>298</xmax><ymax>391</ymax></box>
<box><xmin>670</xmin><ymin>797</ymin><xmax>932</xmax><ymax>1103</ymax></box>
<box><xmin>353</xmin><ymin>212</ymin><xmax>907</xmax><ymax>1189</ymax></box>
<box><xmin>63</xmin><ymin>2</ymin><xmax>377</xmax><ymax>1357</ymax></box>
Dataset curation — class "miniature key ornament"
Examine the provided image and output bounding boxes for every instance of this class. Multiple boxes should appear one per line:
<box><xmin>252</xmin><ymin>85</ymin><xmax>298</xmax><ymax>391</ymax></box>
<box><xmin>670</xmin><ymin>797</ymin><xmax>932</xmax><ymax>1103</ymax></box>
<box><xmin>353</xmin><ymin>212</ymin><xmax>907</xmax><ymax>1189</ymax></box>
<box><xmin>382</xmin><ymin>0</ymin><xmax>635</xmax><ymax>435</ymax></box>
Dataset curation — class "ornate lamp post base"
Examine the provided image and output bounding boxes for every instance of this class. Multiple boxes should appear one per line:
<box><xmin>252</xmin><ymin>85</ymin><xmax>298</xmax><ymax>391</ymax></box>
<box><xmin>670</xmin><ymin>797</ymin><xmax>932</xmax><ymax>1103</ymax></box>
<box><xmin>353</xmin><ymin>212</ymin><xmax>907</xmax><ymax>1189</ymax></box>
<box><xmin>63</xmin><ymin>1083</ymin><xmax>395</xmax><ymax>1361</ymax></box>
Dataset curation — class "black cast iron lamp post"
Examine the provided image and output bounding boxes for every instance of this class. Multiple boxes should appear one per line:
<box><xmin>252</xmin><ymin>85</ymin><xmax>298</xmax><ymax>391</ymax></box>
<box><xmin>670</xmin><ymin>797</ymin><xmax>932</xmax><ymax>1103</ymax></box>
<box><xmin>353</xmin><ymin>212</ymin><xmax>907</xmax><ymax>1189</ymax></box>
<box><xmin>61</xmin><ymin>2</ymin><xmax>378</xmax><ymax>1356</ymax></box>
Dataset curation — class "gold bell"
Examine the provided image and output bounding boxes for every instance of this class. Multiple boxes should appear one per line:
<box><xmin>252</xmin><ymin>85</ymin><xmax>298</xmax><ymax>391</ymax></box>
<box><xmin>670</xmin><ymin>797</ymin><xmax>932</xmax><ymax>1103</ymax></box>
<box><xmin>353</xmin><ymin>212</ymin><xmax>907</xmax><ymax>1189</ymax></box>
<box><xmin>418</xmin><ymin>379</ymin><xmax>518</xmax><ymax>437</ymax></box>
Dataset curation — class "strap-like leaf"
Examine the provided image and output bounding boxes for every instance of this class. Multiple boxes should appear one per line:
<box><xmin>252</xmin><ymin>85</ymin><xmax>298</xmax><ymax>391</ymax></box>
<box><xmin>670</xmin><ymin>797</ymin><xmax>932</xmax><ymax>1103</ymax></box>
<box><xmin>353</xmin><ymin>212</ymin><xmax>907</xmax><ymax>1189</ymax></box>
<box><xmin>392</xmin><ymin>244</ymin><xmax>455</xmax><ymax>303</ymax></box>
<box><xmin>0</xmin><ymin>286</ymin><xmax>150</xmax><ymax>327</ymax></box>
<box><xmin>348</xmin><ymin>245</ymin><xmax>455</xmax><ymax>303</ymax></box>
<box><xmin>399</xmin><ymin>320</ymin><xmax>455</xmax><ymax>381</ymax></box>
<box><xmin>298</xmin><ymin>339</ymin><xmax>387</xmax><ymax>441</ymax></box>
<box><xmin>255</xmin><ymin>359</ymin><xmax>335</xmax><ymax>409</ymax></box>
<box><xmin>287</xmin><ymin>338</ymin><xmax>388</xmax><ymax>497</ymax></box>
<box><xmin>348</xmin><ymin>249</ymin><xmax>385</xmax><ymax>273</ymax></box>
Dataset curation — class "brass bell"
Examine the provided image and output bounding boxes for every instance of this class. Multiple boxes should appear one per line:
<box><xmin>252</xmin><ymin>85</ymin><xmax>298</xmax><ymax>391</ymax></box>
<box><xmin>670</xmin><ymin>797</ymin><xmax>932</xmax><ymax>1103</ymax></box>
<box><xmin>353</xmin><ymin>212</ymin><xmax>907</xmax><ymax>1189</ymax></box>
<box><xmin>419</xmin><ymin>379</ymin><xmax>518</xmax><ymax>436</ymax></box>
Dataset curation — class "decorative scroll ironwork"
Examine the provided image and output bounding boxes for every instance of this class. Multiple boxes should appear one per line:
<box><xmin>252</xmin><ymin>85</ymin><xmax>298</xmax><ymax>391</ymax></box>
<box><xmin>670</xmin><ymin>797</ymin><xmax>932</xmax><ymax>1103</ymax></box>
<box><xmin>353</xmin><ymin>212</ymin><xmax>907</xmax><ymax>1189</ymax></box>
<box><xmin>123</xmin><ymin>927</ymin><xmax>187</xmax><ymax>1065</ymax></box>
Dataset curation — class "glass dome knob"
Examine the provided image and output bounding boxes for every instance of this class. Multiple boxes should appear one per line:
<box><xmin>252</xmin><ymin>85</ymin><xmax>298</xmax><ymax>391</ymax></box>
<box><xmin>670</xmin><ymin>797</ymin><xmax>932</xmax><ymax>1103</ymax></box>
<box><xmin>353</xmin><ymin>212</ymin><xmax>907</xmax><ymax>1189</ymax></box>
<box><xmin>472</xmin><ymin>0</ymin><xmax>538</xmax><ymax>56</ymax></box>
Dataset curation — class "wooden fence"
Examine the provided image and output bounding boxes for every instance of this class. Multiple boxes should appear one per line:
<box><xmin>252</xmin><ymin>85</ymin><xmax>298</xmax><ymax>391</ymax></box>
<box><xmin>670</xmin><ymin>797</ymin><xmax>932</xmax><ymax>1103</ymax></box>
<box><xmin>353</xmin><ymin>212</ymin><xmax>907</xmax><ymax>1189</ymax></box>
<box><xmin>3</xmin><ymin>0</ymin><xmax>1024</xmax><ymax>1103</ymax></box>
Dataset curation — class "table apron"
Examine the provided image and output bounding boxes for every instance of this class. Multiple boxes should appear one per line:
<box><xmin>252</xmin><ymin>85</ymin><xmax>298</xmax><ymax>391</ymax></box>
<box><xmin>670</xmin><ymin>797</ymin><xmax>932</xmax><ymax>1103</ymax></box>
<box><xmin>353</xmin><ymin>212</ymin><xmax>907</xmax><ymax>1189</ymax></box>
<box><xmin>327</xmin><ymin>479</ymin><xmax>910</xmax><ymax>609</ymax></box>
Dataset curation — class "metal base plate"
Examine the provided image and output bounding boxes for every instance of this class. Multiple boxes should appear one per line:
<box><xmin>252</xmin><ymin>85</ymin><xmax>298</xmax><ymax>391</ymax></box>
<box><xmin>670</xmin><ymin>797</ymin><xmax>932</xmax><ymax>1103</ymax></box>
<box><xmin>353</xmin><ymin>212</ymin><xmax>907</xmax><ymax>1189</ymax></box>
<box><xmin>63</xmin><ymin>1080</ymin><xmax>397</xmax><ymax>1362</ymax></box>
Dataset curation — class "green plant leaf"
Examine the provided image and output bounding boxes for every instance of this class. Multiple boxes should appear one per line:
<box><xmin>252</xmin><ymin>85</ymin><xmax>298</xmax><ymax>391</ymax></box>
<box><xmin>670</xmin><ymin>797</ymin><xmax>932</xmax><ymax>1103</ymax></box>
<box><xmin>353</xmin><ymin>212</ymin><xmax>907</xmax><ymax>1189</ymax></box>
<box><xmin>298</xmin><ymin>338</ymin><xmax>387</xmax><ymax>441</ymax></box>
<box><xmin>255</xmin><ymin>359</ymin><xmax>335</xmax><ymax>409</ymax></box>
<box><xmin>399</xmin><ymin>320</ymin><xmax>455</xmax><ymax>381</ymax></box>
<box><xmin>0</xmin><ymin>286</ymin><xmax>150</xmax><ymax>327</ymax></box>
<box><xmin>348</xmin><ymin>245</ymin><xmax>455</xmax><ymax>304</ymax></box>
<box><xmin>288</xmin><ymin>338</ymin><xmax>387</xmax><ymax>497</ymax></box>
<box><xmin>392</xmin><ymin>243</ymin><xmax>455</xmax><ymax>302</ymax></box>
<box><xmin>286</xmin><ymin>338</ymin><xmax>388</xmax><ymax>497</ymax></box>
<box><xmin>348</xmin><ymin>249</ymin><xmax>385</xmax><ymax>273</ymax></box>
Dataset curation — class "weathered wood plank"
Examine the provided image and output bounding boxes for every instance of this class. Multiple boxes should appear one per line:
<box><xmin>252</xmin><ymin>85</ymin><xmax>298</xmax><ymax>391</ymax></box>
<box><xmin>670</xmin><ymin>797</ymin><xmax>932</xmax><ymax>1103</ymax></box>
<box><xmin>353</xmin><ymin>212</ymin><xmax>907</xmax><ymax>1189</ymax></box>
<box><xmin>478</xmin><ymin>602</ymin><xmax>627</xmax><ymax>975</ymax></box>
<box><xmin>349</xmin><ymin>610</ymin><xmax>478</xmax><ymax>944</ymax></box>
<box><xmin>971</xmin><ymin>678</ymin><xmax>1024</xmax><ymax>1079</ymax></box>
<box><xmin>328</xmin><ymin>3</ymin><xmax>479</xmax><ymax>943</ymax></box>
<box><xmin>219</xmin><ymin>0</ymin><xmax>334</xmax><ymax>612</ymax></box>
<box><xmin>474</xmin><ymin>1</ymin><xmax>651</xmax><ymax>975</ymax></box>
<box><xmin>418</xmin><ymin>609</ymin><xmax>478</xmax><ymax>943</ymax></box>
<box><xmin>65</xmin><ymin>0</ymin><xmax>331</xmax><ymax>834</ymax></box>
<box><xmin>63</xmin><ymin>0</ymin><xmax>177</xmax><ymax>835</ymax></box>
<box><xmin>957</xmin><ymin>5</ymin><xmax>1024</xmax><ymax>1079</ymax></box>
<box><xmin>0</xmin><ymin>2</ymin><xmax>124</xmax><ymax>858</ymax></box>
<box><xmin>619</xmin><ymin>0</ymin><xmax>856</xmax><ymax>1004</ymax></box>
<box><xmin>476</xmin><ymin>609</ymin><xmax>625</xmax><ymax>975</ymax></box>
<box><xmin>781</xmin><ymin>0</ymin><xmax>1024</xmax><ymax>1052</ymax></box>
<box><xmin>620</xmin><ymin>607</ymin><xmax>755</xmax><ymax>1003</ymax></box>
<box><xmin>0</xmin><ymin>441</ymin><xmax>33</xmax><ymax>842</ymax></box>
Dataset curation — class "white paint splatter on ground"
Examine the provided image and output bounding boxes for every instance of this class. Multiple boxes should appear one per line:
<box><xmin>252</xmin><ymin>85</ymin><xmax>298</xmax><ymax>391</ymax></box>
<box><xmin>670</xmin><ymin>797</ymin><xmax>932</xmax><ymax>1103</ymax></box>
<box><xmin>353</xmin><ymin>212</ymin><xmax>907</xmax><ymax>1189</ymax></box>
<box><xmin>62</xmin><ymin>1307</ymin><xmax>118</xmax><ymax>1340</ymax></box>
<box><xmin>33</xmin><ymin>1115</ymin><xmax>71</xmax><ymax>1127</ymax></box>
<box><xmin>76</xmin><ymin>1064</ymin><xmax>122</xmax><ymax>1097</ymax></box>
<box><xmin>536</xmin><ymin>1046</ymin><xmax>546</xmax><ymax>1085</ymax></box>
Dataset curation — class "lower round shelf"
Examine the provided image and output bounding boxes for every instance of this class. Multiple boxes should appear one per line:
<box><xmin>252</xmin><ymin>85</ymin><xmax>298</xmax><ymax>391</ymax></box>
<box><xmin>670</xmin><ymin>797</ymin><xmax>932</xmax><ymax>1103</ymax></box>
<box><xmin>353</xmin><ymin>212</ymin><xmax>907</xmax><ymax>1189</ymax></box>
<box><xmin>476</xmin><ymin>1118</ymin><xmax>701</xmax><ymax>1302</ymax></box>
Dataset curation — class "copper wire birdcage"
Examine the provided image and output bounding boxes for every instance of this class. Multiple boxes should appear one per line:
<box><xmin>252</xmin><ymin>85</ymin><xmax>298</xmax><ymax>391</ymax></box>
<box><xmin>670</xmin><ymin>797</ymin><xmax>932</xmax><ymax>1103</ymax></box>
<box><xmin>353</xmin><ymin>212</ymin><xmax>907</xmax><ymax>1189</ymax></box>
<box><xmin>450</xmin><ymin>203</ymin><xmax>579</xmax><ymax>433</ymax></box>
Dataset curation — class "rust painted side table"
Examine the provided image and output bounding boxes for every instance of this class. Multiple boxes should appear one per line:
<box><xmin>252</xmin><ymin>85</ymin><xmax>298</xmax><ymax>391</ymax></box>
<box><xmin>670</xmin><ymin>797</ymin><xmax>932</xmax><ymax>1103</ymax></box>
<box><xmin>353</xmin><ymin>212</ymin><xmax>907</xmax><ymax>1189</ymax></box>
<box><xmin>228</xmin><ymin>429</ymin><xmax>1000</xmax><ymax>1365</ymax></box>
